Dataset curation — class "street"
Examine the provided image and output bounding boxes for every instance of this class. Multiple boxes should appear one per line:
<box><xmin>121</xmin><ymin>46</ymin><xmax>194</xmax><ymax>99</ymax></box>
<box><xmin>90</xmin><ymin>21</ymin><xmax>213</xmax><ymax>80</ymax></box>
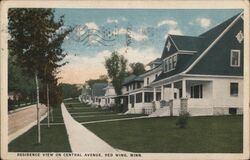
<box><xmin>8</xmin><ymin>104</ymin><xmax>47</xmax><ymax>136</ymax></box>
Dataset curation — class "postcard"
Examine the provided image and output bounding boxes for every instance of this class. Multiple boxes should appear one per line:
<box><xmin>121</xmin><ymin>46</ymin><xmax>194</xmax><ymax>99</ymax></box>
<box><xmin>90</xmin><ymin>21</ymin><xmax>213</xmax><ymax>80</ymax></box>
<box><xmin>1</xmin><ymin>0</ymin><xmax>249</xmax><ymax>160</ymax></box>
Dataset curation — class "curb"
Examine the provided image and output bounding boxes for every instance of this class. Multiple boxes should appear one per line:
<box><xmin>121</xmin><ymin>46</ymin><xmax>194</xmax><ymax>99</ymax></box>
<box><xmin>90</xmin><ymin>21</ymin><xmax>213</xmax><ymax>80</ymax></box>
<box><xmin>8</xmin><ymin>104</ymin><xmax>37</xmax><ymax>114</ymax></box>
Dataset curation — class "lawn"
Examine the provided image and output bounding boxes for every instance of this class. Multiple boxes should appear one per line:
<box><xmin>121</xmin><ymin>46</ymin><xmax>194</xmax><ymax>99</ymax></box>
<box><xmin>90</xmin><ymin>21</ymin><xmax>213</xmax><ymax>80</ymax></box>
<box><xmin>84</xmin><ymin>115</ymin><xmax>243</xmax><ymax>153</ymax></box>
<box><xmin>9</xmin><ymin>105</ymin><xmax>71</xmax><ymax>152</ymax></box>
<box><xmin>65</xmin><ymin>102</ymin><xmax>145</xmax><ymax>123</ymax></box>
<box><xmin>8</xmin><ymin>125</ymin><xmax>71</xmax><ymax>152</ymax></box>
<box><xmin>73</xmin><ymin>114</ymin><xmax>146</xmax><ymax>122</ymax></box>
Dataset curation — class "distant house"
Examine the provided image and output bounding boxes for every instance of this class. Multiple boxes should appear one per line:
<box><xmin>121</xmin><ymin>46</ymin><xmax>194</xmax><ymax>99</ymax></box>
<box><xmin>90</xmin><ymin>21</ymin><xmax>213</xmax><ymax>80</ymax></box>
<box><xmin>101</xmin><ymin>84</ymin><xmax>116</xmax><ymax>108</ymax></box>
<box><xmin>80</xmin><ymin>87</ymin><xmax>92</xmax><ymax>103</ymax></box>
<box><xmin>124</xmin><ymin>12</ymin><xmax>244</xmax><ymax>116</ymax></box>
<box><xmin>91</xmin><ymin>83</ymin><xmax>108</xmax><ymax>107</ymax></box>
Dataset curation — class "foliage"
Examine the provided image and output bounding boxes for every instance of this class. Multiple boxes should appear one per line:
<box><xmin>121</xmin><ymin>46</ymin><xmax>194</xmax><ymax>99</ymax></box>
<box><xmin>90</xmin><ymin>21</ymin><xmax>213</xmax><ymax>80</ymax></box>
<box><xmin>59</xmin><ymin>83</ymin><xmax>82</xmax><ymax>99</ymax></box>
<box><xmin>129</xmin><ymin>62</ymin><xmax>145</xmax><ymax>76</ymax></box>
<box><xmin>176</xmin><ymin>112</ymin><xmax>190</xmax><ymax>129</ymax></box>
<box><xmin>105</xmin><ymin>51</ymin><xmax>128</xmax><ymax>96</ymax></box>
<box><xmin>8</xmin><ymin>8</ymin><xmax>72</xmax><ymax>106</ymax></box>
<box><xmin>8</xmin><ymin>55</ymin><xmax>36</xmax><ymax>101</ymax></box>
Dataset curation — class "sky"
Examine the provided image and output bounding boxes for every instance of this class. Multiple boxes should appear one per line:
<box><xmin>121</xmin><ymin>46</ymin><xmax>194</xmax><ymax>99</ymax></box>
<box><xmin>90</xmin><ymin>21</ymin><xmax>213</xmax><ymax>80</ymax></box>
<box><xmin>54</xmin><ymin>9</ymin><xmax>242</xmax><ymax>84</ymax></box>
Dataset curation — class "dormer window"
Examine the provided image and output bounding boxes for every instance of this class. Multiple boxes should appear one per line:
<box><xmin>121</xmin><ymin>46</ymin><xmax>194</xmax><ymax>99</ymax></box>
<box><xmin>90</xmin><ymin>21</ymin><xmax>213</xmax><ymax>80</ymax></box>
<box><xmin>164</xmin><ymin>54</ymin><xmax>177</xmax><ymax>72</ymax></box>
<box><xmin>230</xmin><ymin>50</ymin><xmax>240</xmax><ymax>67</ymax></box>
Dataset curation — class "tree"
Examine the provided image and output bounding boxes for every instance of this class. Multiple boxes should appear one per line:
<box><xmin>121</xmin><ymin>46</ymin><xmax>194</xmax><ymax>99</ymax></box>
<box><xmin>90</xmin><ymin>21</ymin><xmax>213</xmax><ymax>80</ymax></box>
<box><xmin>8</xmin><ymin>8</ymin><xmax>71</xmax><ymax>143</ymax></box>
<box><xmin>59</xmin><ymin>83</ymin><xmax>82</xmax><ymax>99</ymax></box>
<box><xmin>129</xmin><ymin>62</ymin><xmax>145</xmax><ymax>76</ymax></box>
<box><xmin>105</xmin><ymin>51</ymin><xmax>128</xmax><ymax>96</ymax></box>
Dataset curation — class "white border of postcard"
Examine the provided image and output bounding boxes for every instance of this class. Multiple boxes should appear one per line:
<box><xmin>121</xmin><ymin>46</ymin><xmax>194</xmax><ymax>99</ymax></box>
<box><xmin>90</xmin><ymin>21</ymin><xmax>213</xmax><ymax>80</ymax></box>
<box><xmin>1</xmin><ymin>0</ymin><xmax>249</xmax><ymax>160</ymax></box>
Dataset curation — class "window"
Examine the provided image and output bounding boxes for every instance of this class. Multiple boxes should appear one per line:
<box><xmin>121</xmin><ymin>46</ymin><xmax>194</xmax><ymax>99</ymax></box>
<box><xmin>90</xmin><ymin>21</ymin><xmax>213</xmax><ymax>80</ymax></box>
<box><xmin>137</xmin><ymin>82</ymin><xmax>141</xmax><ymax>89</ymax></box>
<box><xmin>155</xmin><ymin>74</ymin><xmax>158</xmax><ymax>80</ymax></box>
<box><xmin>144</xmin><ymin>92</ymin><xmax>153</xmax><ymax>102</ymax></box>
<box><xmin>133</xmin><ymin>83</ymin><xmax>135</xmax><ymax>90</ymax></box>
<box><xmin>230</xmin><ymin>83</ymin><xmax>238</xmax><ymax>96</ymax></box>
<box><xmin>230</xmin><ymin>50</ymin><xmax>240</xmax><ymax>67</ymax></box>
<box><xmin>136</xmin><ymin>93</ymin><xmax>142</xmax><ymax>103</ymax></box>
<box><xmin>126</xmin><ymin>86</ymin><xmax>129</xmax><ymax>91</ymax></box>
<box><xmin>164</xmin><ymin>59</ymin><xmax>169</xmax><ymax>72</ymax></box>
<box><xmin>164</xmin><ymin>54</ymin><xmax>177</xmax><ymax>73</ymax></box>
<box><xmin>179</xmin><ymin>88</ymin><xmax>182</xmax><ymax>98</ymax></box>
<box><xmin>168</xmin><ymin>58</ymin><xmax>172</xmax><ymax>70</ymax></box>
<box><xmin>191</xmin><ymin>85</ymin><xmax>203</xmax><ymax>98</ymax></box>
<box><xmin>147</xmin><ymin>77</ymin><xmax>149</xmax><ymax>85</ymax></box>
<box><xmin>174</xmin><ymin>93</ymin><xmax>177</xmax><ymax>99</ymax></box>
<box><xmin>236</xmin><ymin>30</ymin><xmax>244</xmax><ymax>43</ymax></box>
<box><xmin>156</xmin><ymin>92</ymin><xmax>161</xmax><ymax>101</ymax></box>
<box><xmin>129</xmin><ymin>95</ymin><xmax>134</xmax><ymax>104</ymax></box>
<box><xmin>173</xmin><ymin>55</ymin><xmax>177</xmax><ymax>67</ymax></box>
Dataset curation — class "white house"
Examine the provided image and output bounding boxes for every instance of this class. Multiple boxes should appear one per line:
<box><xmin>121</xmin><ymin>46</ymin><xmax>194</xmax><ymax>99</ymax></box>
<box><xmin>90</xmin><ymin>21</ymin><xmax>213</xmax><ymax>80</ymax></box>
<box><xmin>100</xmin><ymin>84</ymin><xmax>116</xmax><ymax>108</ymax></box>
<box><xmin>125</xmin><ymin>12</ymin><xmax>244</xmax><ymax>116</ymax></box>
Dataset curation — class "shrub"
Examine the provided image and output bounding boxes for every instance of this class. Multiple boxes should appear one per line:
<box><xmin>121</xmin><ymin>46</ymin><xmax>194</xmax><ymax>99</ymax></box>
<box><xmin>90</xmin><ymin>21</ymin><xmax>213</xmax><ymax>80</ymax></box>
<box><xmin>176</xmin><ymin>112</ymin><xmax>190</xmax><ymax>129</ymax></box>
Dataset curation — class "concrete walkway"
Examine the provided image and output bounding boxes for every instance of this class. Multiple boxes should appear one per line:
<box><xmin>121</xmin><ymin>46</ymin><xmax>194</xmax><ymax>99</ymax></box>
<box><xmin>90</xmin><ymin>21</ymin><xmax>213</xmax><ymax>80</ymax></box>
<box><xmin>61</xmin><ymin>103</ymin><xmax>117</xmax><ymax>152</ymax></box>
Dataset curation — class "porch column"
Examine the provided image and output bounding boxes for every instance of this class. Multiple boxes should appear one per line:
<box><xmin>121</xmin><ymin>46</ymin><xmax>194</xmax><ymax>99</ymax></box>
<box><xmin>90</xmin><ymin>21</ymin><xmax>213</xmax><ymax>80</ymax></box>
<box><xmin>161</xmin><ymin>85</ymin><xmax>164</xmax><ymax>100</ymax></box>
<box><xmin>142</xmin><ymin>91</ymin><xmax>145</xmax><ymax>103</ymax></box>
<box><xmin>182</xmin><ymin>79</ymin><xmax>186</xmax><ymax>98</ymax></box>
<box><xmin>171</xmin><ymin>82</ymin><xmax>174</xmax><ymax>100</ymax></box>
<box><xmin>128</xmin><ymin>94</ymin><xmax>130</xmax><ymax>105</ymax></box>
<box><xmin>153</xmin><ymin>87</ymin><xmax>156</xmax><ymax>101</ymax></box>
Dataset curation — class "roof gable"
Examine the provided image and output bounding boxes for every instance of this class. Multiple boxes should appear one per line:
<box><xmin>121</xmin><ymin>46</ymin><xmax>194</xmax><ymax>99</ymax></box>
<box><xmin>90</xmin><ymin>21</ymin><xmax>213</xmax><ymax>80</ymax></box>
<box><xmin>161</xmin><ymin>36</ymin><xmax>178</xmax><ymax>59</ymax></box>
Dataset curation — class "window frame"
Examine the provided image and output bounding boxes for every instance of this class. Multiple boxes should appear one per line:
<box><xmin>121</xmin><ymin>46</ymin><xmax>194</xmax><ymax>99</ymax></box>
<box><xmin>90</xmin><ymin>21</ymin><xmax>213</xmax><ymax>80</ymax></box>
<box><xmin>230</xmin><ymin>82</ymin><xmax>239</xmax><ymax>97</ymax></box>
<box><xmin>190</xmin><ymin>84</ymin><xmax>203</xmax><ymax>99</ymax></box>
<box><xmin>230</xmin><ymin>49</ymin><xmax>240</xmax><ymax>67</ymax></box>
<box><xmin>164</xmin><ymin>53</ymin><xmax>178</xmax><ymax>73</ymax></box>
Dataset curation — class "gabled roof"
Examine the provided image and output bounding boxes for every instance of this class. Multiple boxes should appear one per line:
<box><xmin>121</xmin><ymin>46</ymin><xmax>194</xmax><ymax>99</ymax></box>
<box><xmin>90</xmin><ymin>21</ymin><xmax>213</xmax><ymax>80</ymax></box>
<box><xmin>147</xmin><ymin>58</ymin><xmax>162</xmax><ymax>66</ymax></box>
<box><xmin>92</xmin><ymin>83</ymin><xmax>108</xmax><ymax>96</ymax></box>
<box><xmin>170</xmin><ymin>35</ymin><xmax>204</xmax><ymax>52</ymax></box>
<box><xmin>154</xmin><ymin>12</ymin><xmax>243</xmax><ymax>83</ymax></box>
<box><xmin>122</xmin><ymin>74</ymin><xmax>143</xmax><ymax>86</ymax></box>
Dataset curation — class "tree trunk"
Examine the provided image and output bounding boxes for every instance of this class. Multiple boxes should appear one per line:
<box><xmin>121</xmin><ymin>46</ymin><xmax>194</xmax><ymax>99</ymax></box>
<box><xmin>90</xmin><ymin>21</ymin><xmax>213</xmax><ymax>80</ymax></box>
<box><xmin>51</xmin><ymin>107</ymin><xmax>54</xmax><ymax>122</ymax></box>
<box><xmin>35</xmin><ymin>72</ymin><xmax>41</xmax><ymax>144</ymax></box>
<box><xmin>47</xmin><ymin>84</ymin><xmax>50</xmax><ymax>128</ymax></box>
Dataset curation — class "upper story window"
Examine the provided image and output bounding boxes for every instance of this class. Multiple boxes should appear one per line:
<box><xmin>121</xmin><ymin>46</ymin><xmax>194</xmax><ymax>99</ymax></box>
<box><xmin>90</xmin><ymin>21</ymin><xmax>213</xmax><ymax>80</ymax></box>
<box><xmin>137</xmin><ymin>82</ymin><xmax>141</xmax><ymax>89</ymax></box>
<box><xmin>230</xmin><ymin>50</ymin><xmax>240</xmax><ymax>67</ymax></box>
<box><xmin>147</xmin><ymin>77</ymin><xmax>149</xmax><ymax>85</ymax></box>
<box><xmin>155</xmin><ymin>74</ymin><xmax>158</xmax><ymax>80</ymax></box>
<box><xmin>164</xmin><ymin>54</ymin><xmax>177</xmax><ymax>72</ymax></box>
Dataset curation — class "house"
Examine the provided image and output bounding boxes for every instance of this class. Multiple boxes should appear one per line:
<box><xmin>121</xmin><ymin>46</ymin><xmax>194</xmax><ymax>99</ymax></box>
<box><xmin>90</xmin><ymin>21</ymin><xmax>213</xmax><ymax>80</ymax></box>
<box><xmin>122</xmin><ymin>60</ymin><xmax>164</xmax><ymax>114</ymax></box>
<box><xmin>125</xmin><ymin>12</ymin><xmax>244</xmax><ymax>116</ymax></box>
<box><xmin>91</xmin><ymin>83</ymin><xmax>108</xmax><ymax>107</ymax></box>
<box><xmin>80</xmin><ymin>87</ymin><xmax>92</xmax><ymax>104</ymax></box>
<box><xmin>153</xmin><ymin>12</ymin><xmax>244</xmax><ymax>116</ymax></box>
<box><xmin>101</xmin><ymin>84</ymin><xmax>116</xmax><ymax>108</ymax></box>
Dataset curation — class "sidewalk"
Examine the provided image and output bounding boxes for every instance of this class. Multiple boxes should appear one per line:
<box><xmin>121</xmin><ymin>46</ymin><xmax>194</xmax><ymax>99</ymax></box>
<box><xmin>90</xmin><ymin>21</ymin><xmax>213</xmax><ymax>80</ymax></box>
<box><xmin>61</xmin><ymin>103</ymin><xmax>117</xmax><ymax>152</ymax></box>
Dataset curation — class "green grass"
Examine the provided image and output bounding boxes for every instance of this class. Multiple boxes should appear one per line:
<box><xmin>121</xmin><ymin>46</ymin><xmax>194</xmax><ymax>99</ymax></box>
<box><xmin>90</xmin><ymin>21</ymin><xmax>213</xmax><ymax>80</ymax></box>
<box><xmin>73</xmin><ymin>114</ymin><xmax>145</xmax><ymax>122</ymax></box>
<box><xmin>8</xmin><ymin>125</ymin><xmax>71</xmax><ymax>152</ymax></box>
<box><xmin>84</xmin><ymin>115</ymin><xmax>243</xmax><ymax>153</ymax></box>
<box><xmin>9</xmin><ymin>105</ymin><xmax>71</xmax><ymax>152</ymax></box>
